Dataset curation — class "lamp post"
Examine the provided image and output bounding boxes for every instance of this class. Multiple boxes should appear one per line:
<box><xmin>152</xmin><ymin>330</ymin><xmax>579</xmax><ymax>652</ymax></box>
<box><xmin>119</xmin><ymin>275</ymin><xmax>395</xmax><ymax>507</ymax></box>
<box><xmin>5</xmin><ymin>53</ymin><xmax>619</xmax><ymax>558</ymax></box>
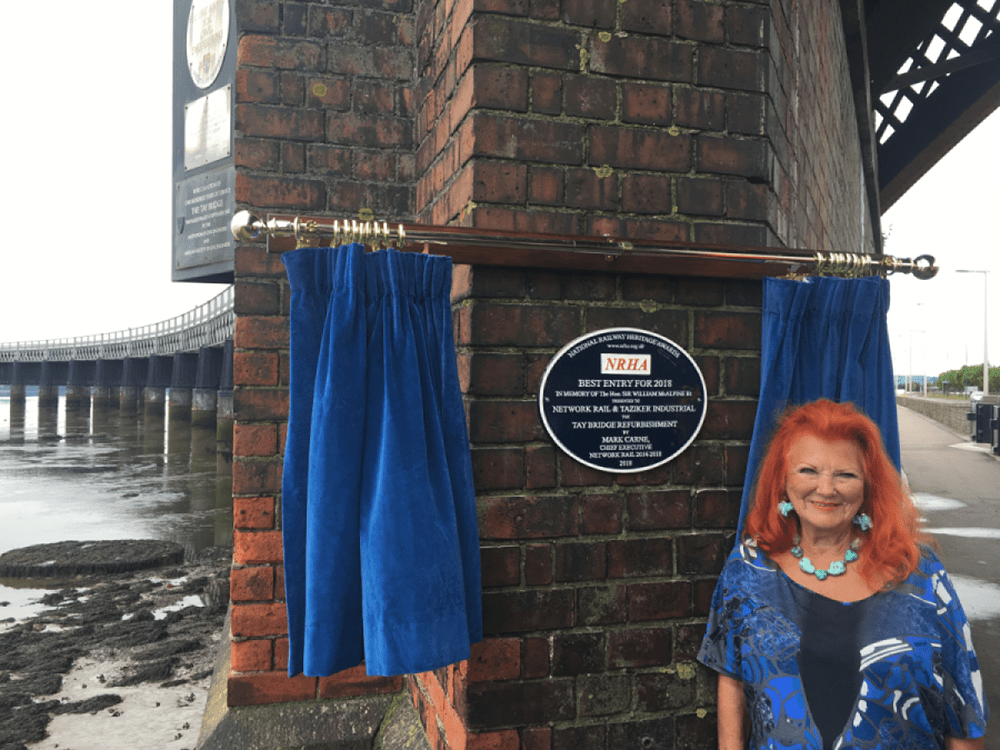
<box><xmin>922</xmin><ymin>329</ymin><xmax>928</xmax><ymax>397</ymax></box>
<box><xmin>910</xmin><ymin>303</ymin><xmax>926</xmax><ymax>396</ymax></box>
<box><xmin>956</xmin><ymin>270</ymin><xmax>989</xmax><ymax>396</ymax></box>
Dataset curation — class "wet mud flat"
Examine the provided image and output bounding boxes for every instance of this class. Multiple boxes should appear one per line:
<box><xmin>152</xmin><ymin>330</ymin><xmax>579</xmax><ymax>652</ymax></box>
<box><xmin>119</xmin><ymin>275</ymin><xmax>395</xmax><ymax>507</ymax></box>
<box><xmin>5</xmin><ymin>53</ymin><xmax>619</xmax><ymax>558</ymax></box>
<box><xmin>0</xmin><ymin>545</ymin><xmax>230</xmax><ymax>750</ymax></box>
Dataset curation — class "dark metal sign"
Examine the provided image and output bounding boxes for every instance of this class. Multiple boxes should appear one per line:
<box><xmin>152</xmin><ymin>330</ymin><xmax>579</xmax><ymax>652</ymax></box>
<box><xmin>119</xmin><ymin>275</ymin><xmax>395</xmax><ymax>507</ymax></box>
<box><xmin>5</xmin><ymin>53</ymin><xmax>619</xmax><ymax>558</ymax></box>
<box><xmin>173</xmin><ymin>0</ymin><xmax>236</xmax><ymax>283</ymax></box>
<box><xmin>174</xmin><ymin>166</ymin><xmax>236</xmax><ymax>274</ymax></box>
<box><xmin>539</xmin><ymin>328</ymin><xmax>707</xmax><ymax>473</ymax></box>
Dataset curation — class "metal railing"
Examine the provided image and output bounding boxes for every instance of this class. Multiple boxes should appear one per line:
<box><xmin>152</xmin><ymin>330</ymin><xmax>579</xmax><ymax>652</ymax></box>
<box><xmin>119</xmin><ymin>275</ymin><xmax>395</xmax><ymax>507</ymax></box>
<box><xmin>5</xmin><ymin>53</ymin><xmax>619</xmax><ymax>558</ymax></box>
<box><xmin>0</xmin><ymin>286</ymin><xmax>234</xmax><ymax>363</ymax></box>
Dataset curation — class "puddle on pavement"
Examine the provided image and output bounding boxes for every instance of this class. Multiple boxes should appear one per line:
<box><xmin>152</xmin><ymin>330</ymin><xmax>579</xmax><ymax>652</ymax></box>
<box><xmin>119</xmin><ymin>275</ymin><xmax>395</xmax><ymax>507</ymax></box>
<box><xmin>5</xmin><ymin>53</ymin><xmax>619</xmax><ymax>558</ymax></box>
<box><xmin>925</xmin><ymin>527</ymin><xmax>1000</xmax><ymax>540</ymax></box>
<box><xmin>910</xmin><ymin>493</ymin><xmax>967</xmax><ymax>512</ymax></box>
<box><xmin>949</xmin><ymin>442</ymin><xmax>996</xmax><ymax>454</ymax></box>
<box><xmin>949</xmin><ymin>574</ymin><xmax>1000</xmax><ymax>621</ymax></box>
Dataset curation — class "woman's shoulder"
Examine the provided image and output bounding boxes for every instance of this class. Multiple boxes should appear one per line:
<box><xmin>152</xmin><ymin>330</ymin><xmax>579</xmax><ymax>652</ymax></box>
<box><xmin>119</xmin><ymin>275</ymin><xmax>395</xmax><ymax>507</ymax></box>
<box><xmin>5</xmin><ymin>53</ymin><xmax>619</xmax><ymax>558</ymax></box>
<box><xmin>911</xmin><ymin>545</ymin><xmax>947</xmax><ymax>580</ymax></box>
<box><xmin>893</xmin><ymin>545</ymin><xmax>954</xmax><ymax>601</ymax></box>
<box><xmin>916</xmin><ymin>544</ymin><xmax>944</xmax><ymax>570</ymax></box>
<box><xmin>722</xmin><ymin>537</ymin><xmax>781</xmax><ymax>575</ymax></box>
<box><xmin>708</xmin><ymin>538</ymin><xmax>784</xmax><ymax>618</ymax></box>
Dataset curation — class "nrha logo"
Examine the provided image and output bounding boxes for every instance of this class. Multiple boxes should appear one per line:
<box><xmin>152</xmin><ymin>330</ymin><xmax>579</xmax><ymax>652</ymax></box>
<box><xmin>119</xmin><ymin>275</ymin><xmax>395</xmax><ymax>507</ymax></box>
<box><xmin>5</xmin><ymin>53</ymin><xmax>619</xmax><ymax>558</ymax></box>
<box><xmin>600</xmin><ymin>353</ymin><xmax>650</xmax><ymax>374</ymax></box>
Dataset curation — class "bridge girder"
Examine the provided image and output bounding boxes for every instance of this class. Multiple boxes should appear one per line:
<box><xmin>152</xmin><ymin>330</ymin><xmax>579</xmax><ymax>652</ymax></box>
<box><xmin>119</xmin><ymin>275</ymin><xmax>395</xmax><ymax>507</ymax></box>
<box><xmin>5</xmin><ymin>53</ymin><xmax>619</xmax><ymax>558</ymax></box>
<box><xmin>860</xmin><ymin>0</ymin><xmax>1000</xmax><ymax>211</ymax></box>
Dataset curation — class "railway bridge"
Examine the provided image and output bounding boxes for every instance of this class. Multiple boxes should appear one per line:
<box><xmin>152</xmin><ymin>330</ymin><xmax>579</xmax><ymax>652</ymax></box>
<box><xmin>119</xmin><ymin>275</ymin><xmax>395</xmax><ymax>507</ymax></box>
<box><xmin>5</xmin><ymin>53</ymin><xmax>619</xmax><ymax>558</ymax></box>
<box><xmin>0</xmin><ymin>286</ymin><xmax>234</xmax><ymax>427</ymax></box>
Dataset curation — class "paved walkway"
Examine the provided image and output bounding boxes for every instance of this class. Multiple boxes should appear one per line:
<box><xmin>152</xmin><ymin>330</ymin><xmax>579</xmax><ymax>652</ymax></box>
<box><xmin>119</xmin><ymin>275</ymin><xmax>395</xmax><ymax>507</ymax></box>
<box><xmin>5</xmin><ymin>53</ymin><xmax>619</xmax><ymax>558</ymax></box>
<box><xmin>897</xmin><ymin>404</ymin><xmax>998</xmax><ymax>748</ymax></box>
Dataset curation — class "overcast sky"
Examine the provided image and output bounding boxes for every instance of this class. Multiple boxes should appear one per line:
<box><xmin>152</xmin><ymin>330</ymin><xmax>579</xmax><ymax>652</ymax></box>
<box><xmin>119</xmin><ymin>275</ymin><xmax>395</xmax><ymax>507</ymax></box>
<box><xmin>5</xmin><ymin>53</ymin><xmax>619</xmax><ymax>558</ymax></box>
<box><xmin>1</xmin><ymin>1</ymin><xmax>997</xmax><ymax>382</ymax></box>
<box><xmin>2</xmin><ymin>1</ymin><xmax>218</xmax><ymax>344</ymax></box>
<box><xmin>884</xmin><ymin>107</ymin><xmax>999</xmax><ymax>378</ymax></box>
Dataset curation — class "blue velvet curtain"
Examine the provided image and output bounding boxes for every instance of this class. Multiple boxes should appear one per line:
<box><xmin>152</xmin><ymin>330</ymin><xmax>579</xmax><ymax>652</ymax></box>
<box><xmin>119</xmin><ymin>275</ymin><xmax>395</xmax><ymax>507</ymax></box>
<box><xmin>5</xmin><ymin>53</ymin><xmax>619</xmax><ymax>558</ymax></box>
<box><xmin>281</xmin><ymin>244</ymin><xmax>482</xmax><ymax>678</ymax></box>
<box><xmin>737</xmin><ymin>275</ymin><xmax>900</xmax><ymax>534</ymax></box>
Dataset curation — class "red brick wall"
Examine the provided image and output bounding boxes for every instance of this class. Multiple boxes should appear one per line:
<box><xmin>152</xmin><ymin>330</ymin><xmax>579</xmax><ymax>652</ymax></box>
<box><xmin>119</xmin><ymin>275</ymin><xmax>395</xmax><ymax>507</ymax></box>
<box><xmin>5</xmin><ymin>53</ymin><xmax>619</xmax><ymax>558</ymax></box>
<box><xmin>416</xmin><ymin>0</ymin><xmax>778</xmax><ymax>244</ymax></box>
<box><xmin>414</xmin><ymin>266</ymin><xmax>756</xmax><ymax>749</ymax></box>
<box><xmin>228</xmin><ymin>0</ymin><xmax>872</xmax><ymax>744</ymax></box>
<box><xmin>234</xmin><ymin>0</ymin><xmax>416</xmax><ymax>220</ymax></box>
<box><xmin>414</xmin><ymin>0</ymin><xmax>872</xmax><ymax>254</ymax></box>
<box><xmin>770</xmin><ymin>0</ymin><xmax>876</xmax><ymax>253</ymax></box>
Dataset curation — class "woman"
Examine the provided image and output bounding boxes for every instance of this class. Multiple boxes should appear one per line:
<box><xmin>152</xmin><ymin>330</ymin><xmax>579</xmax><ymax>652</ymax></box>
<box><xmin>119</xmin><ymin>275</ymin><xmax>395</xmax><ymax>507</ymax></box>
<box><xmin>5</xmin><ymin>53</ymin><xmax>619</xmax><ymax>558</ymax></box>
<box><xmin>699</xmin><ymin>399</ymin><xmax>988</xmax><ymax>749</ymax></box>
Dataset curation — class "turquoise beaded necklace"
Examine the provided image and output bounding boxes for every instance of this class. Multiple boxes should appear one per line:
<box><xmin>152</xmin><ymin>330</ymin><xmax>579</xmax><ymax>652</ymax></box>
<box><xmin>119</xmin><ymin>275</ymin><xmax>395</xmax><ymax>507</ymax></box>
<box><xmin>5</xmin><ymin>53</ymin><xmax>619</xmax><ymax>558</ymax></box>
<box><xmin>790</xmin><ymin>536</ymin><xmax>861</xmax><ymax>581</ymax></box>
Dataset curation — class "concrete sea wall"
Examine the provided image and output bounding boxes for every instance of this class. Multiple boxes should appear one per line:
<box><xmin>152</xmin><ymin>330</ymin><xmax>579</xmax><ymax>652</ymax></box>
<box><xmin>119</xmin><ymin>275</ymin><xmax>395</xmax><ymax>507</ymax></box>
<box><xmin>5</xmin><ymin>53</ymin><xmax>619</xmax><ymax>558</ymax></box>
<box><xmin>896</xmin><ymin>396</ymin><xmax>974</xmax><ymax>438</ymax></box>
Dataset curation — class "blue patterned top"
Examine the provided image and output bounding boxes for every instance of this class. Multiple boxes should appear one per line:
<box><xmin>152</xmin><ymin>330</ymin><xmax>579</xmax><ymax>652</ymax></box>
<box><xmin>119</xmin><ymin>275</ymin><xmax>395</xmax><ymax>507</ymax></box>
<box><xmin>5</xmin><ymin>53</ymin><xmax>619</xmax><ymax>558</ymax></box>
<box><xmin>698</xmin><ymin>541</ymin><xmax>988</xmax><ymax>749</ymax></box>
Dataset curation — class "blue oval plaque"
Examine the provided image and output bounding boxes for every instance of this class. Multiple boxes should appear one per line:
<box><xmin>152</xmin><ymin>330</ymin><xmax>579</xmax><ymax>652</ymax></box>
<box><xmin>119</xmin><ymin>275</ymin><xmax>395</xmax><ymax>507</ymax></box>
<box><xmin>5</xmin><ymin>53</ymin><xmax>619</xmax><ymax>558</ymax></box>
<box><xmin>539</xmin><ymin>328</ymin><xmax>707</xmax><ymax>473</ymax></box>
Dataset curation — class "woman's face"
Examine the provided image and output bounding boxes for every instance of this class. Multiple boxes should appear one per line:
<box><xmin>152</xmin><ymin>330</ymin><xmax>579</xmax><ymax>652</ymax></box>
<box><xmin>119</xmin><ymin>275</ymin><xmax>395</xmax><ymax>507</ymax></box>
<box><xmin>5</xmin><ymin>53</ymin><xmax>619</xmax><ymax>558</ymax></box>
<box><xmin>784</xmin><ymin>434</ymin><xmax>866</xmax><ymax>538</ymax></box>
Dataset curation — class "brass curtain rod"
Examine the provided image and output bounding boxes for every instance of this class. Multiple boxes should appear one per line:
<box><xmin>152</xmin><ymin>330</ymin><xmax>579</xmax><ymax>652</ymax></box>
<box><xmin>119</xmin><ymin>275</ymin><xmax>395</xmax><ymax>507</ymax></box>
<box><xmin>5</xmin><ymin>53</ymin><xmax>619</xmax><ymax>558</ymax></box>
<box><xmin>229</xmin><ymin>211</ymin><xmax>938</xmax><ymax>281</ymax></box>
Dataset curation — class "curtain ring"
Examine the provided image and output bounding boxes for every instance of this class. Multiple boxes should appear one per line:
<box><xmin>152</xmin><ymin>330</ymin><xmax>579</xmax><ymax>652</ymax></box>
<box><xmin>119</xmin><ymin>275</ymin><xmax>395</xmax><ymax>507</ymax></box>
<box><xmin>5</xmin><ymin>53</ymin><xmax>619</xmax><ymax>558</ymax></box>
<box><xmin>852</xmin><ymin>253</ymin><xmax>869</xmax><ymax>277</ymax></box>
<box><xmin>293</xmin><ymin>217</ymin><xmax>320</xmax><ymax>248</ymax></box>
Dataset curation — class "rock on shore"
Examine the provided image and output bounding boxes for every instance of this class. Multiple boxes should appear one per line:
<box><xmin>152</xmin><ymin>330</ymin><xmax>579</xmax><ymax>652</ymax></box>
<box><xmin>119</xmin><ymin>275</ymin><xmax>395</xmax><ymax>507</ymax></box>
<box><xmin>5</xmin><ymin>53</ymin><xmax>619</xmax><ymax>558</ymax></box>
<box><xmin>0</xmin><ymin>545</ymin><xmax>230</xmax><ymax>750</ymax></box>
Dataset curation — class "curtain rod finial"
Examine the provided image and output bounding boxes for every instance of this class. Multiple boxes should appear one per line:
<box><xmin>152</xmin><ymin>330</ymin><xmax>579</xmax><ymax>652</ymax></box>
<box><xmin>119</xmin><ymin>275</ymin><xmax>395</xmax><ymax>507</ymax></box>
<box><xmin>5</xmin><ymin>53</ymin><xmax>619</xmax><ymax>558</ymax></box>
<box><xmin>911</xmin><ymin>255</ymin><xmax>938</xmax><ymax>280</ymax></box>
<box><xmin>231</xmin><ymin>210</ymin><xmax>263</xmax><ymax>242</ymax></box>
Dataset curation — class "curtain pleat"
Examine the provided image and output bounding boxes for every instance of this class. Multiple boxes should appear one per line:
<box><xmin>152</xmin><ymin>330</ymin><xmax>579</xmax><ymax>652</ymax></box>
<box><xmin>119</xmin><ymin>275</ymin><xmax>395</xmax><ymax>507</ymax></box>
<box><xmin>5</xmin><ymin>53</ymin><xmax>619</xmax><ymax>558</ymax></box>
<box><xmin>282</xmin><ymin>245</ymin><xmax>482</xmax><ymax>677</ymax></box>
<box><xmin>738</xmin><ymin>276</ymin><xmax>900</xmax><ymax>534</ymax></box>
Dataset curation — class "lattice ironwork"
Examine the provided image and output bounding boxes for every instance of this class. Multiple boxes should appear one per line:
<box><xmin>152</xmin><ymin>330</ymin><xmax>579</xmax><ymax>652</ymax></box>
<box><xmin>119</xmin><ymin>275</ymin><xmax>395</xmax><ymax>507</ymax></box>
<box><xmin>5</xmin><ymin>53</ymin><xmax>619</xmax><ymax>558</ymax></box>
<box><xmin>876</xmin><ymin>0</ymin><xmax>1000</xmax><ymax>145</ymax></box>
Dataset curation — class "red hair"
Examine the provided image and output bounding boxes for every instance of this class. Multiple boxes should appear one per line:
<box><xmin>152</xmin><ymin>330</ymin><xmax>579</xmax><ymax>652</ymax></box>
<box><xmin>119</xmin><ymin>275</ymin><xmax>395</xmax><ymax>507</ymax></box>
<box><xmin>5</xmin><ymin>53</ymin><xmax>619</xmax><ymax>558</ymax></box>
<box><xmin>744</xmin><ymin>399</ymin><xmax>929</xmax><ymax>589</ymax></box>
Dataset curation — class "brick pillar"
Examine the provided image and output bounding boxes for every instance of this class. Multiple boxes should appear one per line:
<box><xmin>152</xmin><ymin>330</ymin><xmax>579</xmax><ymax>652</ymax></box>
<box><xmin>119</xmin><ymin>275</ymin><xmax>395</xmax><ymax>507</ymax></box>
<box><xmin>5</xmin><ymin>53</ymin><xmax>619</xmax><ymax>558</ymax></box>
<box><xmin>228</xmin><ymin>0</ymin><xmax>876</xmax><ymax>743</ymax></box>
<box><xmin>228</xmin><ymin>0</ymin><xmax>417</xmax><ymax>708</ymax></box>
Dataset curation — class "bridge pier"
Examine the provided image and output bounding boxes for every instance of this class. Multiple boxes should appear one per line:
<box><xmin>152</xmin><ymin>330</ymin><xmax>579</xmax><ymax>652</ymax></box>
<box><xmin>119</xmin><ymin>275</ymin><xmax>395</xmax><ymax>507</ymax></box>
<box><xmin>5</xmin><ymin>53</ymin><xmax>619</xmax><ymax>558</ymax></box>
<box><xmin>92</xmin><ymin>387</ymin><xmax>116</xmax><ymax>434</ymax></box>
<box><xmin>144</xmin><ymin>364</ymin><xmax>170</xmax><ymax>440</ymax></box>
<box><xmin>193</xmin><ymin>346</ymin><xmax>224</xmax><ymax>428</ymax></box>
<box><xmin>8</xmin><ymin>364</ymin><xmax>35</xmax><ymax>423</ymax></box>
<box><xmin>191</xmin><ymin>416</ymin><xmax>218</xmax><ymax>460</ymax></box>
<box><xmin>193</xmin><ymin>388</ymin><xmax>217</xmax><ymax>422</ymax></box>
<box><xmin>121</xmin><ymin>358</ymin><xmax>148</xmax><ymax>414</ymax></box>
<box><xmin>142</xmin><ymin>355</ymin><xmax>174</xmax><ymax>417</ymax></box>
<box><xmin>142</xmin><ymin>390</ymin><xmax>166</xmax><ymax>455</ymax></box>
<box><xmin>142</xmin><ymin>356</ymin><xmax>171</xmax><ymax>453</ymax></box>
<box><xmin>94</xmin><ymin>360</ymin><xmax>123</xmax><ymax>410</ymax></box>
<box><xmin>169</xmin><ymin>352</ymin><xmax>198</xmax><ymax>423</ymax></box>
<box><xmin>93</xmin><ymin>386</ymin><xmax>114</xmax><ymax>410</ymax></box>
<box><xmin>38</xmin><ymin>360</ymin><xmax>65</xmax><ymax>412</ymax></box>
<box><xmin>168</xmin><ymin>388</ymin><xmax>193</xmax><ymax>419</ymax></box>
<box><xmin>8</xmin><ymin>384</ymin><xmax>26</xmax><ymax>423</ymax></box>
<box><xmin>94</xmin><ymin>360</ymin><xmax>123</xmax><ymax>432</ymax></box>
<box><xmin>64</xmin><ymin>386</ymin><xmax>91</xmax><ymax>412</ymax></box>
<box><xmin>38</xmin><ymin>386</ymin><xmax>60</xmax><ymax>410</ymax></box>
<box><xmin>38</xmin><ymin>386</ymin><xmax>60</xmax><ymax>437</ymax></box>
<box><xmin>216</xmin><ymin>339</ymin><xmax>235</xmax><ymax>473</ymax></box>
<box><xmin>65</xmin><ymin>398</ymin><xmax>91</xmax><ymax>435</ymax></box>
<box><xmin>144</xmin><ymin>387</ymin><xmax>167</xmax><ymax>418</ymax></box>
<box><xmin>90</xmin><ymin>385</ymin><xmax>117</xmax><ymax>411</ymax></box>
<box><xmin>120</xmin><ymin>387</ymin><xmax>141</xmax><ymax>413</ymax></box>
<box><xmin>66</xmin><ymin>360</ymin><xmax>96</xmax><ymax>412</ymax></box>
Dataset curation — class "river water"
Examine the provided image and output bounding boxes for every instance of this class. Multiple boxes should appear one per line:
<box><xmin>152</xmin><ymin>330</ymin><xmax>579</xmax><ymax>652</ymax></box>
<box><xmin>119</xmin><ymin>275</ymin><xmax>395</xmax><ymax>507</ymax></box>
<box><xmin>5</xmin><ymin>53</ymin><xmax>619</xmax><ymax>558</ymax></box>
<box><xmin>0</xmin><ymin>390</ymin><xmax>233</xmax><ymax>621</ymax></box>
